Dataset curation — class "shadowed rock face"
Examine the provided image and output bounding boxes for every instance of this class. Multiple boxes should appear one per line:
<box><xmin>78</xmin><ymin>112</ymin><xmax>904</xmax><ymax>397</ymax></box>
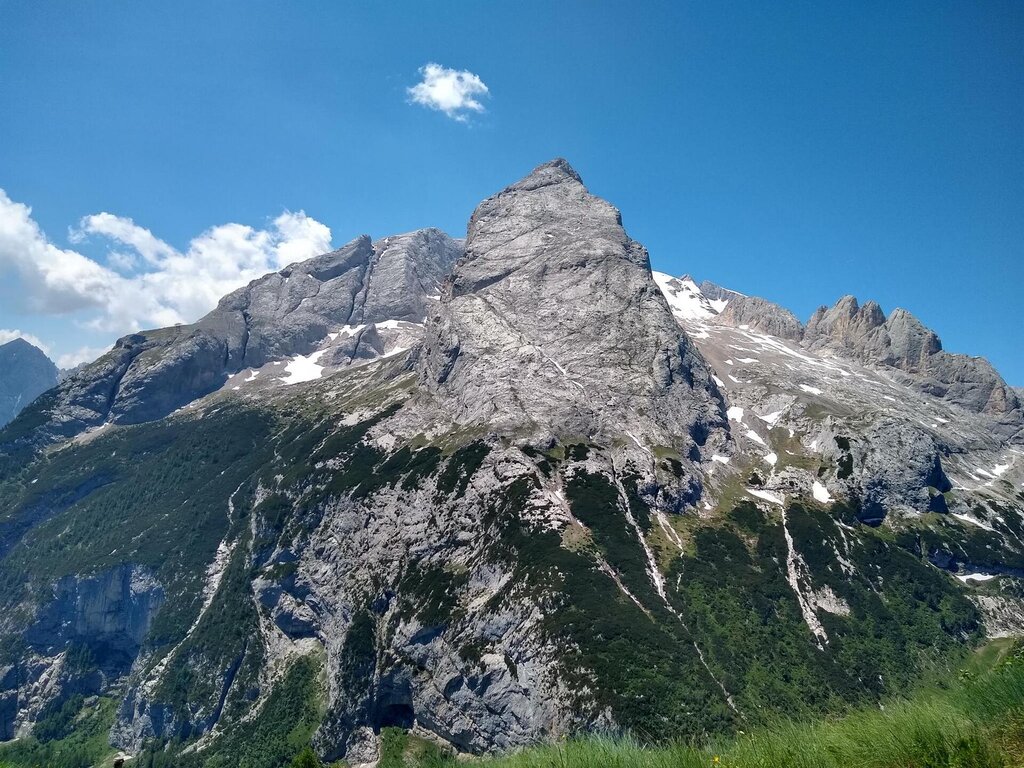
<box><xmin>714</xmin><ymin>296</ymin><xmax>804</xmax><ymax>341</ymax></box>
<box><xmin>804</xmin><ymin>296</ymin><xmax>1022</xmax><ymax>427</ymax></box>
<box><xmin>4</xmin><ymin>230</ymin><xmax>462</xmax><ymax>444</ymax></box>
<box><xmin>698</xmin><ymin>280</ymin><xmax>743</xmax><ymax>304</ymax></box>
<box><xmin>0</xmin><ymin>339</ymin><xmax>58</xmax><ymax>428</ymax></box>
<box><xmin>417</xmin><ymin>158</ymin><xmax>727</xmax><ymax>450</ymax></box>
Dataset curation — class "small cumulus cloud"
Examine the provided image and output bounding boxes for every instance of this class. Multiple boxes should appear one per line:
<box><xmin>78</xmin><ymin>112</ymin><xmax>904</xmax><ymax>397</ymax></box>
<box><xmin>407</xmin><ymin>62</ymin><xmax>489</xmax><ymax>122</ymax></box>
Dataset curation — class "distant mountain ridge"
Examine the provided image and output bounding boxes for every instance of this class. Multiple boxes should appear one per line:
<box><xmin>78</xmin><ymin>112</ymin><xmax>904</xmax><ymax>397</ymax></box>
<box><xmin>0</xmin><ymin>339</ymin><xmax>57</xmax><ymax>429</ymax></box>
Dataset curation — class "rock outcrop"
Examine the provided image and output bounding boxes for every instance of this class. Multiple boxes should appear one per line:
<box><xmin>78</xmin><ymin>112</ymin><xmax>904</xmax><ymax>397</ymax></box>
<box><xmin>713</xmin><ymin>296</ymin><xmax>804</xmax><ymax>341</ymax></box>
<box><xmin>0</xmin><ymin>339</ymin><xmax>57</xmax><ymax>428</ymax></box>
<box><xmin>697</xmin><ymin>280</ymin><xmax>743</xmax><ymax>305</ymax></box>
<box><xmin>804</xmin><ymin>296</ymin><xmax>1022</xmax><ymax>428</ymax></box>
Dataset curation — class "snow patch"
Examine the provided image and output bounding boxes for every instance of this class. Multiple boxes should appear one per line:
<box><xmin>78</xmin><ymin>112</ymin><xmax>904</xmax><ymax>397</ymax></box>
<box><xmin>953</xmin><ymin>513</ymin><xmax>996</xmax><ymax>532</ymax></box>
<box><xmin>652</xmin><ymin>272</ymin><xmax>720</xmax><ymax>321</ymax></box>
<box><xmin>812</xmin><ymin>481</ymin><xmax>833</xmax><ymax>504</ymax></box>
<box><xmin>280</xmin><ymin>349</ymin><xmax>328</xmax><ymax>385</ymax></box>
<box><xmin>799</xmin><ymin>384</ymin><xmax>823</xmax><ymax>395</ymax></box>
<box><xmin>727</xmin><ymin>406</ymin><xmax>744</xmax><ymax>423</ymax></box>
<box><xmin>957</xmin><ymin>572</ymin><xmax>997</xmax><ymax>584</ymax></box>
<box><xmin>763</xmin><ymin>452</ymin><xmax>778</xmax><ymax>466</ymax></box>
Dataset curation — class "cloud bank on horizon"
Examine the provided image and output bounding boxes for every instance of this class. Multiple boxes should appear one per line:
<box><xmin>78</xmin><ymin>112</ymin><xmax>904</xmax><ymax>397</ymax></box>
<box><xmin>0</xmin><ymin>188</ymin><xmax>333</xmax><ymax>367</ymax></box>
<box><xmin>407</xmin><ymin>62</ymin><xmax>489</xmax><ymax>122</ymax></box>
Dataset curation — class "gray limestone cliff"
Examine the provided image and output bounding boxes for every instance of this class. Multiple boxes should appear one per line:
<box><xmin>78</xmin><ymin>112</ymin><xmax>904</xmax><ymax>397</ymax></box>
<box><xmin>415</xmin><ymin>159</ymin><xmax>727</xmax><ymax>453</ymax></box>
<box><xmin>697</xmin><ymin>280</ymin><xmax>743</xmax><ymax>304</ymax></box>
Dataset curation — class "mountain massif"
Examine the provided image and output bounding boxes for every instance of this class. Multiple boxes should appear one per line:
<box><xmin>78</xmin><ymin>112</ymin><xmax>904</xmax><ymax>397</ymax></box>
<box><xmin>0</xmin><ymin>161</ymin><xmax>1022</xmax><ymax>767</ymax></box>
<box><xmin>0</xmin><ymin>339</ymin><xmax>57</xmax><ymax>430</ymax></box>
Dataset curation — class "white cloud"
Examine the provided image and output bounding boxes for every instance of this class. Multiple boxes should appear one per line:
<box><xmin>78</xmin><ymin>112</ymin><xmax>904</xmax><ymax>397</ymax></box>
<box><xmin>0</xmin><ymin>190</ymin><xmax>121</xmax><ymax>315</ymax></box>
<box><xmin>56</xmin><ymin>345</ymin><xmax>111</xmax><ymax>369</ymax></box>
<box><xmin>0</xmin><ymin>328</ymin><xmax>51</xmax><ymax>355</ymax></box>
<box><xmin>0</xmin><ymin>187</ymin><xmax>334</xmax><ymax>347</ymax></box>
<box><xmin>71</xmin><ymin>212</ymin><xmax>177</xmax><ymax>265</ymax></box>
<box><xmin>408</xmin><ymin>62</ymin><xmax>489</xmax><ymax>122</ymax></box>
<box><xmin>270</xmin><ymin>211</ymin><xmax>333</xmax><ymax>266</ymax></box>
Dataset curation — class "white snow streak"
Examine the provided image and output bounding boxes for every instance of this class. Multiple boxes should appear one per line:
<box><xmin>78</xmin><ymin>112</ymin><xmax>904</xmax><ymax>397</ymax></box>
<box><xmin>953</xmin><ymin>512</ymin><xmax>996</xmax><ymax>532</ymax></box>
<box><xmin>745</xmin><ymin>429</ymin><xmax>767</xmax><ymax>446</ymax></box>
<box><xmin>956</xmin><ymin>572</ymin><xmax>997</xmax><ymax>584</ymax></box>
<box><xmin>747</xmin><ymin>488</ymin><xmax>785</xmax><ymax>505</ymax></box>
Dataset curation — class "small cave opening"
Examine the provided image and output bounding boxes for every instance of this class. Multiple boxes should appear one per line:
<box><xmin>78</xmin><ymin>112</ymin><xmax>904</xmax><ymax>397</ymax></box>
<box><xmin>372</xmin><ymin>670</ymin><xmax>416</xmax><ymax>732</ymax></box>
<box><xmin>375</xmin><ymin>702</ymin><xmax>415</xmax><ymax>731</ymax></box>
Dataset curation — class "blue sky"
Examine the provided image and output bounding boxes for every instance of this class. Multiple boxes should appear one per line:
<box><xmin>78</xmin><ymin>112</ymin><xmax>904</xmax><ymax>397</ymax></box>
<box><xmin>0</xmin><ymin>2</ymin><xmax>1021</xmax><ymax>382</ymax></box>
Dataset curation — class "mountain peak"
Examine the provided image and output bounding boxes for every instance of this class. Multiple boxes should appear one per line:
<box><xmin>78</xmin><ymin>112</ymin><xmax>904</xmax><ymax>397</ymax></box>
<box><xmin>510</xmin><ymin>157</ymin><xmax>584</xmax><ymax>191</ymax></box>
<box><xmin>418</xmin><ymin>160</ymin><xmax>725</xmax><ymax>452</ymax></box>
<box><xmin>0</xmin><ymin>337</ymin><xmax>39</xmax><ymax>354</ymax></box>
<box><xmin>0</xmin><ymin>337</ymin><xmax>58</xmax><ymax>428</ymax></box>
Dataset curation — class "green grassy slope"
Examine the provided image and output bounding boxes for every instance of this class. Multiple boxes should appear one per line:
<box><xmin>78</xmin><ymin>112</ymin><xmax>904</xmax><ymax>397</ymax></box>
<box><xmin>370</xmin><ymin>641</ymin><xmax>1024</xmax><ymax>768</ymax></box>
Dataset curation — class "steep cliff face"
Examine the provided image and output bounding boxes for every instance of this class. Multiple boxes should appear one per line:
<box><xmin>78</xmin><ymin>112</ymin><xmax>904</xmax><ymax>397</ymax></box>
<box><xmin>0</xmin><ymin>161</ymin><xmax>1022</xmax><ymax>768</ymax></box>
<box><xmin>0</xmin><ymin>339</ymin><xmax>57</xmax><ymax>429</ymax></box>
<box><xmin>0</xmin><ymin>564</ymin><xmax>162</xmax><ymax>741</ymax></box>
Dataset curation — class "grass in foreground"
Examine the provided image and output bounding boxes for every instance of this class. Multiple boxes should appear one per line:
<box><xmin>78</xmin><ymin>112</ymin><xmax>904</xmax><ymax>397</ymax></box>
<box><xmin>388</xmin><ymin>642</ymin><xmax>1024</xmax><ymax>768</ymax></box>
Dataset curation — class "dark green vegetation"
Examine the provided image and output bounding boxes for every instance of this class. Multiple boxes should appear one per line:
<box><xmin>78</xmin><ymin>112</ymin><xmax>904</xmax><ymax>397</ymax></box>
<box><xmin>0</xmin><ymin>697</ymin><xmax>117</xmax><ymax>768</ymax></box>
<box><xmin>0</xmin><ymin>402</ymin><xmax>1021</xmax><ymax>767</ymax></box>
<box><xmin>669</xmin><ymin>501</ymin><xmax>980</xmax><ymax>718</ymax></box>
<box><xmin>0</xmin><ymin>405</ymin><xmax>277</xmax><ymax>658</ymax></box>
<box><xmin>462</xmin><ymin>642</ymin><xmax>1024</xmax><ymax>768</ymax></box>
<box><xmin>133</xmin><ymin>655</ymin><xmax>325</xmax><ymax>768</ymax></box>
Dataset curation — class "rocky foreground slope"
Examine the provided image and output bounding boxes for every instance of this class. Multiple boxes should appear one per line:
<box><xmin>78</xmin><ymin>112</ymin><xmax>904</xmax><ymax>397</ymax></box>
<box><xmin>0</xmin><ymin>161</ymin><xmax>1022</xmax><ymax>766</ymax></box>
